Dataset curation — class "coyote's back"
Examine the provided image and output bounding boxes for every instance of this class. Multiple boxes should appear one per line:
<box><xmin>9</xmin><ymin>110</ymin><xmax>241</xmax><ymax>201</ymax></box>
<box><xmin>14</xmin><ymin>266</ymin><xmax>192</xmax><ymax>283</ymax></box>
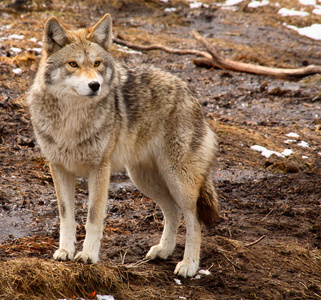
<box><xmin>27</xmin><ymin>14</ymin><xmax>219</xmax><ymax>278</ymax></box>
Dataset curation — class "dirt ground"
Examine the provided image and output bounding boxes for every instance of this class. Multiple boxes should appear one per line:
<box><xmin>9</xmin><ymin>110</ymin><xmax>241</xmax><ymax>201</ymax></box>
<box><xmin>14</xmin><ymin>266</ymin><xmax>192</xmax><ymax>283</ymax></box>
<box><xmin>1</xmin><ymin>0</ymin><xmax>321</xmax><ymax>299</ymax></box>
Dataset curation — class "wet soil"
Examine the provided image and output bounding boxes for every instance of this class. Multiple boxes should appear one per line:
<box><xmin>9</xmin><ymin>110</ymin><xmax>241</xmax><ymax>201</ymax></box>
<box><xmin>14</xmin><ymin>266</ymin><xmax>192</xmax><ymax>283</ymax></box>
<box><xmin>0</xmin><ymin>0</ymin><xmax>321</xmax><ymax>299</ymax></box>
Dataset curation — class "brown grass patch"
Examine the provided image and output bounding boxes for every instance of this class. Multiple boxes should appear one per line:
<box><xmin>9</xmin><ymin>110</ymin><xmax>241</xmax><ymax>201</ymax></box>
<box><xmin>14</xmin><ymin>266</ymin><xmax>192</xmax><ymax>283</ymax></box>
<box><xmin>0</xmin><ymin>257</ymin><xmax>151</xmax><ymax>300</ymax></box>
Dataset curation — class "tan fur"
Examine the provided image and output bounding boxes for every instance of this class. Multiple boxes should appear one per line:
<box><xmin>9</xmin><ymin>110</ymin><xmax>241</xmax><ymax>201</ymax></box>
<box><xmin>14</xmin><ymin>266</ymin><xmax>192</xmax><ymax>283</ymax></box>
<box><xmin>27</xmin><ymin>14</ymin><xmax>219</xmax><ymax>278</ymax></box>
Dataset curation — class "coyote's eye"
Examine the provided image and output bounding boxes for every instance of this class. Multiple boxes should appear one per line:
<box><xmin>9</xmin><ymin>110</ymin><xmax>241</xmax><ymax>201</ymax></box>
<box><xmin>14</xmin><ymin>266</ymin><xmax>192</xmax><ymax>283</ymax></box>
<box><xmin>94</xmin><ymin>61</ymin><xmax>101</xmax><ymax>68</ymax></box>
<box><xmin>69</xmin><ymin>61</ymin><xmax>78</xmax><ymax>68</ymax></box>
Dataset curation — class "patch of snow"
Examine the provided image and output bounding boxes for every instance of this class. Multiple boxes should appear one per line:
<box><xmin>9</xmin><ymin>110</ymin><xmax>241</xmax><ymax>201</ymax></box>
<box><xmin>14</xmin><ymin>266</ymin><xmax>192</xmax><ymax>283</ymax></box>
<box><xmin>12</xmin><ymin>68</ymin><xmax>22</xmax><ymax>75</ymax></box>
<box><xmin>302</xmin><ymin>155</ymin><xmax>308</xmax><ymax>159</ymax></box>
<box><xmin>10</xmin><ymin>47</ymin><xmax>22</xmax><ymax>53</ymax></box>
<box><xmin>164</xmin><ymin>7</ymin><xmax>177</xmax><ymax>12</ymax></box>
<box><xmin>285</xmin><ymin>23</ymin><xmax>321</xmax><ymax>40</ymax></box>
<box><xmin>190</xmin><ymin>1</ymin><xmax>203</xmax><ymax>8</ymax></box>
<box><xmin>281</xmin><ymin>149</ymin><xmax>293</xmax><ymax>156</ymax></box>
<box><xmin>29</xmin><ymin>37</ymin><xmax>37</xmax><ymax>43</ymax></box>
<box><xmin>223</xmin><ymin>0</ymin><xmax>244</xmax><ymax>6</ymax></box>
<box><xmin>299</xmin><ymin>0</ymin><xmax>316</xmax><ymax>4</ymax></box>
<box><xmin>250</xmin><ymin>145</ymin><xmax>284</xmax><ymax>158</ymax></box>
<box><xmin>96</xmin><ymin>295</ymin><xmax>115</xmax><ymax>300</ymax></box>
<box><xmin>285</xmin><ymin>132</ymin><xmax>300</xmax><ymax>138</ymax></box>
<box><xmin>8</xmin><ymin>34</ymin><xmax>24</xmax><ymax>40</ymax></box>
<box><xmin>248</xmin><ymin>0</ymin><xmax>269</xmax><ymax>8</ymax></box>
<box><xmin>298</xmin><ymin>141</ymin><xmax>309</xmax><ymax>148</ymax></box>
<box><xmin>31</xmin><ymin>47</ymin><xmax>42</xmax><ymax>53</ymax></box>
<box><xmin>199</xmin><ymin>269</ymin><xmax>211</xmax><ymax>276</ymax></box>
<box><xmin>115</xmin><ymin>44</ymin><xmax>142</xmax><ymax>55</ymax></box>
<box><xmin>174</xmin><ymin>278</ymin><xmax>182</xmax><ymax>285</ymax></box>
<box><xmin>313</xmin><ymin>5</ymin><xmax>321</xmax><ymax>14</ymax></box>
<box><xmin>284</xmin><ymin>139</ymin><xmax>297</xmax><ymax>144</ymax></box>
<box><xmin>278</xmin><ymin>8</ymin><xmax>309</xmax><ymax>17</ymax></box>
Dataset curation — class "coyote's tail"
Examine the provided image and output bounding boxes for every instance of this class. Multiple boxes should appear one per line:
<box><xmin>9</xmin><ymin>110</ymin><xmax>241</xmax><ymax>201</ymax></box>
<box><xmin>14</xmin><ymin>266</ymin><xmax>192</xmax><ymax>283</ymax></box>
<box><xmin>197</xmin><ymin>177</ymin><xmax>219</xmax><ymax>227</ymax></box>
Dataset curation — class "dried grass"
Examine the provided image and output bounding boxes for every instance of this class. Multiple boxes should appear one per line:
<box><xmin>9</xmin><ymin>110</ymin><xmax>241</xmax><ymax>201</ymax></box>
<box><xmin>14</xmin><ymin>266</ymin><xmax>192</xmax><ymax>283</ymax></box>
<box><xmin>0</xmin><ymin>257</ymin><xmax>149</xmax><ymax>300</ymax></box>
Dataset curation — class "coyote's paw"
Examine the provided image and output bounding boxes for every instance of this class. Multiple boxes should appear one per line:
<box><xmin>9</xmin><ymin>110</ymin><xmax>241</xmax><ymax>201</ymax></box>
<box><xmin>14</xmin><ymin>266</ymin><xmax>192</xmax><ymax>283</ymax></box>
<box><xmin>146</xmin><ymin>244</ymin><xmax>174</xmax><ymax>260</ymax></box>
<box><xmin>174</xmin><ymin>260</ymin><xmax>198</xmax><ymax>278</ymax></box>
<box><xmin>74</xmin><ymin>251</ymin><xmax>98</xmax><ymax>264</ymax></box>
<box><xmin>53</xmin><ymin>249</ymin><xmax>74</xmax><ymax>261</ymax></box>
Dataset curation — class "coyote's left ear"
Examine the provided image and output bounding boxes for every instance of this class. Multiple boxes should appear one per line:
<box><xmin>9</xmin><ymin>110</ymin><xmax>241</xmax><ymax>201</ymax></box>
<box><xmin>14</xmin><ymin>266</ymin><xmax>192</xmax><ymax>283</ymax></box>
<box><xmin>43</xmin><ymin>16</ymin><xmax>71</xmax><ymax>54</ymax></box>
<box><xmin>88</xmin><ymin>14</ymin><xmax>113</xmax><ymax>51</ymax></box>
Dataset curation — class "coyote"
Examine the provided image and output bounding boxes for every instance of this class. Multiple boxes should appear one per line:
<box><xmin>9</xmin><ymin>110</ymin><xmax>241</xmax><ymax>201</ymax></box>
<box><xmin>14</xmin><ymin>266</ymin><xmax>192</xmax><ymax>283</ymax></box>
<box><xmin>27</xmin><ymin>14</ymin><xmax>219</xmax><ymax>277</ymax></box>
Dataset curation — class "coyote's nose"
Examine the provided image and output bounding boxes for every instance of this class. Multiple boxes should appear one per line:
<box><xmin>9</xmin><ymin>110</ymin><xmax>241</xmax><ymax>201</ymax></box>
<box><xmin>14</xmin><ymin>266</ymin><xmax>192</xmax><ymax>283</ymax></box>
<box><xmin>88</xmin><ymin>81</ymin><xmax>100</xmax><ymax>92</ymax></box>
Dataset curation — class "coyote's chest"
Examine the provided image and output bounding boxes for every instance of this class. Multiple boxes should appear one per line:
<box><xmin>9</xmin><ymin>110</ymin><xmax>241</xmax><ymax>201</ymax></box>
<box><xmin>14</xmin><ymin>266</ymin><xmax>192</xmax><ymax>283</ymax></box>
<box><xmin>37</xmin><ymin>101</ymin><xmax>112</xmax><ymax>174</ymax></box>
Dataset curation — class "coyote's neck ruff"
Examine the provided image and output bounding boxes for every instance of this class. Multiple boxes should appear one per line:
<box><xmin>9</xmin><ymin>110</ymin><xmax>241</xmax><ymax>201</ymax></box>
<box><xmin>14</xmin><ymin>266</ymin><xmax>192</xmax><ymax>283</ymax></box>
<box><xmin>27</xmin><ymin>14</ymin><xmax>219</xmax><ymax>278</ymax></box>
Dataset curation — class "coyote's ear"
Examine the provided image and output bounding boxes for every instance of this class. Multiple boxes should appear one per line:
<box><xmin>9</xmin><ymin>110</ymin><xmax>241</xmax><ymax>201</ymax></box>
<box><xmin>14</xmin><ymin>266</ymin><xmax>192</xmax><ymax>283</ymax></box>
<box><xmin>87</xmin><ymin>14</ymin><xmax>113</xmax><ymax>51</ymax></box>
<box><xmin>43</xmin><ymin>17</ymin><xmax>71</xmax><ymax>54</ymax></box>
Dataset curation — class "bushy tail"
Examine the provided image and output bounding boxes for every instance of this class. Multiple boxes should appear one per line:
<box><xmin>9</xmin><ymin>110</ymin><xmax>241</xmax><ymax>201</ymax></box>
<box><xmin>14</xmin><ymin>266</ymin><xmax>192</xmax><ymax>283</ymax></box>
<box><xmin>197</xmin><ymin>177</ymin><xmax>219</xmax><ymax>227</ymax></box>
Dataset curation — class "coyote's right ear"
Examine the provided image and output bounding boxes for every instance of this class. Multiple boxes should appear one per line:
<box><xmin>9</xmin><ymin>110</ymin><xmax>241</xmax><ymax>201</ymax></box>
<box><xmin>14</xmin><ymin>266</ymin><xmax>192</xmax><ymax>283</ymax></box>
<box><xmin>43</xmin><ymin>17</ymin><xmax>71</xmax><ymax>54</ymax></box>
<box><xmin>87</xmin><ymin>14</ymin><xmax>113</xmax><ymax>51</ymax></box>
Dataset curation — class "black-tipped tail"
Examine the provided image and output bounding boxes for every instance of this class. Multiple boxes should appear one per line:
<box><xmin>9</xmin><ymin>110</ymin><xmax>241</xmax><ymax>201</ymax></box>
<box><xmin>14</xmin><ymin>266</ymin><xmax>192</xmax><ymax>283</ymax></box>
<box><xmin>197</xmin><ymin>178</ymin><xmax>219</xmax><ymax>227</ymax></box>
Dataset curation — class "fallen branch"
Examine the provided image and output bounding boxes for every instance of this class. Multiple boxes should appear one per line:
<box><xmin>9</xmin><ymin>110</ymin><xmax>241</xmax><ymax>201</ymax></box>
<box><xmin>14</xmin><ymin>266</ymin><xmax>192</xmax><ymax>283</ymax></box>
<box><xmin>192</xmin><ymin>30</ymin><xmax>321</xmax><ymax>78</ymax></box>
<box><xmin>113</xmin><ymin>32</ymin><xmax>321</xmax><ymax>78</ymax></box>
<box><xmin>113</xmin><ymin>37</ymin><xmax>211</xmax><ymax>59</ymax></box>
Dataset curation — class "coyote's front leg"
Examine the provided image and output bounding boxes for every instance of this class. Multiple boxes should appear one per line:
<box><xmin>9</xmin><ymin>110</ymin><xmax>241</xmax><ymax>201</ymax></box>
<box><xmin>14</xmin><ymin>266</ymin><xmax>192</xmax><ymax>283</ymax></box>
<box><xmin>75</xmin><ymin>162</ymin><xmax>110</xmax><ymax>263</ymax></box>
<box><xmin>50</xmin><ymin>164</ymin><xmax>77</xmax><ymax>261</ymax></box>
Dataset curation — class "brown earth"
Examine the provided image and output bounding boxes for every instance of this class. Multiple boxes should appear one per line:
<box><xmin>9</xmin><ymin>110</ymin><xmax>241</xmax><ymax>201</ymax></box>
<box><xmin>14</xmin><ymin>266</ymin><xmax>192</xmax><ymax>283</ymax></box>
<box><xmin>0</xmin><ymin>0</ymin><xmax>321</xmax><ymax>299</ymax></box>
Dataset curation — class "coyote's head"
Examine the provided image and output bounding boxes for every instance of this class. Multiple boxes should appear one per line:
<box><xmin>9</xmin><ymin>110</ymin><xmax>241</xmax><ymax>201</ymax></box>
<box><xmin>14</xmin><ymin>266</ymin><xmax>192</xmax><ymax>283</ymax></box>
<box><xmin>41</xmin><ymin>14</ymin><xmax>115</xmax><ymax>99</ymax></box>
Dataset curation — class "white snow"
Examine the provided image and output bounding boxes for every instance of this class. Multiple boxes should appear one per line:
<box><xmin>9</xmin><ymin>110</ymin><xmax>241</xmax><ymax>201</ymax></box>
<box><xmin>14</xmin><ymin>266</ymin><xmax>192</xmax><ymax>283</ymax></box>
<box><xmin>29</xmin><ymin>37</ymin><xmax>37</xmax><ymax>43</ymax></box>
<box><xmin>10</xmin><ymin>47</ymin><xmax>22</xmax><ymax>53</ymax></box>
<box><xmin>284</xmin><ymin>139</ymin><xmax>297</xmax><ymax>144</ymax></box>
<box><xmin>286</xmin><ymin>23</ymin><xmax>321</xmax><ymax>40</ymax></box>
<box><xmin>281</xmin><ymin>149</ymin><xmax>293</xmax><ymax>156</ymax></box>
<box><xmin>299</xmin><ymin>0</ymin><xmax>316</xmax><ymax>5</ymax></box>
<box><xmin>278</xmin><ymin>8</ymin><xmax>309</xmax><ymax>16</ymax></box>
<box><xmin>250</xmin><ymin>145</ymin><xmax>284</xmax><ymax>158</ymax></box>
<box><xmin>115</xmin><ymin>44</ymin><xmax>142</xmax><ymax>55</ymax></box>
<box><xmin>248</xmin><ymin>0</ymin><xmax>269</xmax><ymax>8</ymax></box>
<box><xmin>302</xmin><ymin>155</ymin><xmax>308</xmax><ymax>159</ymax></box>
<box><xmin>223</xmin><ymin>0</ymin><xmax>244</xmax><ymax>6</ymax></box>
<box><xmin>199</xmin><ymin>269</ymin><xmax>212</xmax><ymax>276</ymax></box>
<box><xmin>190</xmin><ymin>1</ymin><xmax>203</xmax><ymax>8</ymax></box>
<box><xmin>285</xmin><ymin>132</ymin><xmax>300</xmax><ymax>138</ymax></box>
<box><xmin>174</xmin><ymin>278</ymin><xmax>182</xmax><ymax>285</ymax></box>
<box><xmin>96</xmin><ymin>295</ymin><xmax>115</xmax><ymax>300</ymax></box>
<box><xmin>298</xmin><ymin>141</ymin><xmax>309</xmax><ymax>148</ymax></box>
<box><xmin>164</xmin><ymin>7</ymin><xmax>177</xmax><ymax>12</ymax></box>
<box><xmin>313</xmin><ymin>6</ymin><xmax>321</xmax><ymax>14</ymax></box>
<box><xmin>12</xmin><ymin>68</ymin><xmax>22</xmax><ymax>74</ymax></box>
<box><xmin>8</xmin><ymin>34</ymin><xmax>24</xmax><ymax>40</ymax></box>
<box><xmin>31</xmin><ymin>47</ymin><xmax>42</xmax><ymax>53</ymax></box>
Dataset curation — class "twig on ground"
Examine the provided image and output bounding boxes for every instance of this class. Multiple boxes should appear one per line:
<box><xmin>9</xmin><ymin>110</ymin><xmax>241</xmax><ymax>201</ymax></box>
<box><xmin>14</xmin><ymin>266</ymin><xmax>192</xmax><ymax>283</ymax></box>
<box><xmin>244</xmin><ymin>235</ymin><xmax>266</xmax><ymax>247</ymax></box>
<box><xmin>262</xmin><ymin>209</ymin><xmax>274</xmax><ymax>221</ymax></box>
<box><xmin>125</xmin><ymin>257</ymin><xmax>152</xmax><ymax>268</ymax></box>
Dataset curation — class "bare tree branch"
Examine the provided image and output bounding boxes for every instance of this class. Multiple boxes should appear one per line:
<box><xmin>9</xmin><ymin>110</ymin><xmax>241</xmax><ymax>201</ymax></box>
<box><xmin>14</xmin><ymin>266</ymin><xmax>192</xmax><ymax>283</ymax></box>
<box><xmin>113</xmin><ymin>37</ymin><xmax>211</xmax><ymax>59</ymax></box>
<box><xmin>113</xmin><ymin>32</ymin><xmax>321</xmax><ymax>78</ymax></box>
<box><xmin>192</xmin><ymin>30</ymin><xmax>321</xmax><ymax>78</ymax></box>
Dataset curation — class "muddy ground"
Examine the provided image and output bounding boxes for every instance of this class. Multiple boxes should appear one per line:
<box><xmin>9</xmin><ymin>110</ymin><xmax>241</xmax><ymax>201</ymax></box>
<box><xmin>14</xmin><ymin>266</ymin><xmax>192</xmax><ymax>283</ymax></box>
<box><xmin>0</xmin><ymin>0</ymin><xmax>321</xmax><ymax>299</ymax></box>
